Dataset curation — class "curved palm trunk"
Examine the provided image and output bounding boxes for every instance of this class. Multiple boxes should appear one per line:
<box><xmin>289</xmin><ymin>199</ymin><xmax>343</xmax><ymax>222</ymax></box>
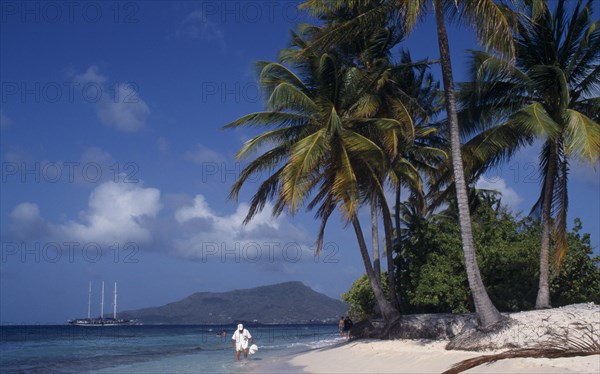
<box><xmin>535</xmin><ymin>140</ymin><xmax>558</xmax><ymax>309</ymax></box>
<box><xmin>372</xmin><ymin>179</ymin><xmax>401</xmax><ymax>311</ymax></box>
<box><xmin>351</xmin><ymin>215</ymin><xmax>400</xmax><ymax>323</ymax></box>
<box><xmin>379</xmin><ymin>200</ymin><xmax>401</xmax><ymax>311</ymax></box>
<box><xmin>394</xmin><ymin>185</ymin><xmax>403</xmax><ymax>310</ymax></box>
<box><xmin>395</xmin><ymin>185</ymin><xmax>402</xmax><ymax>252</ymax></box>
<box><xmin>433</xmin><ymin>0</ymin><xmax>502</xmax><ymax>328</ymax></box>
<box><xmin>553</xmin><ymin>141</ymin><xmax>569</xmax><ymax>272</ymax></box>
<box><xmin>371</xmin><ymin>201</ymin><xmax>381</xmax><ymax>282</ymax></box>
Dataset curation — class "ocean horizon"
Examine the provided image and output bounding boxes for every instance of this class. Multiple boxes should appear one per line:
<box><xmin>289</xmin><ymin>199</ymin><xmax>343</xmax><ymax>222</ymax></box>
<box><xmin>0</xmin><ymin>323</ymin><xmax>344</xmax><ymax>373</ymax></box>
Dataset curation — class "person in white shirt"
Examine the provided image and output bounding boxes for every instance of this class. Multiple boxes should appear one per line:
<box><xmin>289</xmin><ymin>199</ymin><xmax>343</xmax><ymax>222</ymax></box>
<box><xmin>231</xmin><ymin>324</ymin><xmax>254</xmax><ymax>361</ymax></box>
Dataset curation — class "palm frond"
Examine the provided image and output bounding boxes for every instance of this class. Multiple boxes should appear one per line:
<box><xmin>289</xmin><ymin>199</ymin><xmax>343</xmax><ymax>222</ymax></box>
<box><xmin>229</xmin><ymin>147</ymin><xmax>288</xmax><ymax>201</ymax></box>
<box><xmin>223</xmin><ymin>112</ymin><xmax>308</xmax><ymax>130</ymax></box>
<box><xmin>513</xmin><ymin>103</ymin><xmax>561</xmax><ymax>138</ymax></box>
<box><xmin>563</xmin><ymin>109</ymin><xmax>600</xmax><ymax>162</ymax></box>
<box><xmin>235</xmin><ymin>125</ymin><xmax>305</xmax><ymax>160</ymax></box>
<box><xmin>258</xmin><ymin>61</ymin><xmax>310</xmax><ymax>97</ymax></box>
<box><xmin>281</xmin><ymin>129</ymin><xmax>328</xmax><ymax>212</ymax></box>
<box><xmin>456</xmin><ymin>0</ymin><xmax>518</xmax><ymax>60</ymax></box>
<box><xmin>299</xmin><ymin>1</ymin><xmax>396</xmax><ymax>56</ymax></box>
<box><xmin>267</xmin><ymin>82</ymin><xmax>318</xmax><ymax>113</ymax></box>
<box><xmin>332</xmin><ymin>144</ymin><xmax>359</xmax><ymax>219</ymax></box>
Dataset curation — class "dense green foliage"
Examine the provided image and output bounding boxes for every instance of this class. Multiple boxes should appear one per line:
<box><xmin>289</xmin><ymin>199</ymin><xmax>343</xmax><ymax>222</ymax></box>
<box><xmin>551</xmin><ymin>219</ymin><xmax>600</xmax><ymax>306</ymax></box>
<box><xmin>398</xmin><ymin>202</ymin><xmax>541</xmax><ymax>313</ymax></box>
<box><xmin>345</xmin><ymin>202</ymin><xmax>599</xmax><ymax>319</ymax></box>
<box><xmin>341</xmin><ymin>273</ymin><xmax>389</xmax><ymax>320</ymax></box>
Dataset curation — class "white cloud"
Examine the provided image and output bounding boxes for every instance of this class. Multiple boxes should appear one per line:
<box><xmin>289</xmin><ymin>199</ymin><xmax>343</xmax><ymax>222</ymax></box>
<box><xmin>6</xmin><ymin>184</ymin><xmax>312</xmax><ymax>265</ymax></box>
<box><xmin>178</xmin><ymin>10</ymin><xmax>226</xmax><ymax>50</ymax></box>
<box><xmin>172</xmin><ymin>194</ymin><xmax>311</xmax><ymax>261</ymax></box>
<box><xmin>74</xmin><ymin>65</ymin><xmax>107</xmax><ymax>85</ymax></box>
<box><xmin>57</xmin><ymin>181</ymin><xmax>162</xmax><ymax>244</ymax></box>
<box><xmin>7</xmin><ymin>182</ymin><xmax>162</xmax><ymax>245</ymax></box>
<box><xmin>8</xmin><ymin>202</ymin><xmax>49</xmax><ymax>241</ymax></box>
<box><xmin>176</xmin><ymin>195</ymin><xmax>279</xmax><ymax>232</ymax></box>
<box><xmin>476</xmin><ymin>177</ymin><xmax>524</xmax><ymax>211</ymax></box>
<box><xmin>10</xmin><ymin>202</ymin><xmax>42</xmax><ymax>222</ymax></box>
<box><xmin>184</xmin><ymin>144</ymin><xmax>225</xmax><ymax>164</ymax></box>
<box><xmin>175</xmin><ymin>195</ymin><xmax>215</xmax><ymax>222</ymax></box>
<box><xmin>97</xmin><ymin>84</ymin><xmax>150</xmax><ymax>132</ymax></box>
<box><xmin>72</xmin><ymin>66</ymin><xmax>149</xmax><ymax>133</ymax></box>
<box><xmin>80</xmin><ymin>146</ymin><xmax>113</xmax><ymax>165</ymax></box>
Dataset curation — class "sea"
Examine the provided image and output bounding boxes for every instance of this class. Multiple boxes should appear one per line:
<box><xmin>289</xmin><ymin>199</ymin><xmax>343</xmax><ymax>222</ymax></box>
<box><xmin>0</xmin><ymin>324</ymin><xmax>345</xmax><ymax>373</ymax></box>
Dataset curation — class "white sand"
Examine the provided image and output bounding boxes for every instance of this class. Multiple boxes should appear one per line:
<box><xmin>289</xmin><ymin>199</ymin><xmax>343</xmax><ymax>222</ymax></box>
<box><xmin>286</xmin><ymin>339</ymin><xmax>600</xmax><ymax>373</ymax></box>
<box><xmin>255</xmin><ymin>305</ymin><xmax>600</xmax><ymax>373</ymax></box>
<box><xmin>454</xmin><ymin>303</ymin><xmax>600</xmax><ymax>350</ymax></box>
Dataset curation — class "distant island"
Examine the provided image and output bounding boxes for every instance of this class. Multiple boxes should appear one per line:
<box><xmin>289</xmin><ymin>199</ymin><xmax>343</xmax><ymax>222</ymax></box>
<box><xmin>120</xmin><ymin>281</ymin><xmax>348</xmax><ymax>324</ymax></box>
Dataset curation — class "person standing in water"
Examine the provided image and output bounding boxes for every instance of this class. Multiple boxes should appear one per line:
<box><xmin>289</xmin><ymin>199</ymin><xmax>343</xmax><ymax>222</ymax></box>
<box><xmin>338</xmin><ymin>317</ymin><xmax>345</xmax><ymax>336</ymax></box>
<box><xmin>231</xmin><ymin>324</ymin><xmax>254</xmax><ymax>361</ymax></box>
<box><xmin>343</xmin><ymin>316</ymin><xmax>353</xmax><ymax>339</ymax></box>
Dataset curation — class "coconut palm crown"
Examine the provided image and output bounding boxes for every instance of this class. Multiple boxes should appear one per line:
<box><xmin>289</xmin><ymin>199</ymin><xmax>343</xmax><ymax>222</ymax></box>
<box><xmin>458</xmin><ymin>0</ymin><xmax>600</xmax><ymax>308</ymax></box>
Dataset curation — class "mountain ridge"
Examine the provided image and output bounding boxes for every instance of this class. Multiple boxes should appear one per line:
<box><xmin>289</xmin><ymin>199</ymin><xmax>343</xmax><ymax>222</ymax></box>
<box><xmin>120</xmin><ymin>281</ymin><xmax>348</xmax><ymax>324</ymax></box>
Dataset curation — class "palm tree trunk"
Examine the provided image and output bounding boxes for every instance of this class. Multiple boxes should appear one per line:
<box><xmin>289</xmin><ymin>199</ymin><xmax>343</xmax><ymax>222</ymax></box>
<box><xmin>351</xmin><ymin>215</ymin><xmax>400</xmax><ymax>323</ymax></box>
<box><xmin>379</xmin><ymin>199</ymin><xmax>401</xmax><ymax>311</ymax></box>
<box><xmin>371</xmin><ymin>200</ymin><xmax>381</xmax><ymax>282</ymax></box>
<box><xmin>395</xmin><ymin>184</ymin><xmax>402</xmax><ymax>252</ymax></box>
<box><xmin>394</xmin><ymin>185</ymin><xmax>403</xmax><ymax>310</ymax></box>
<box><xmin>433</xmin><ymin>0</ymin><xmax>503</xmax><ymax>329</ymax></box>
<box><xmin>535</xmin><ymin>140</ymin><xmax>558</xmax><ymax>309</ymax></box>
<box><xmin>554</xmin><ymin>141</ymin><xmax>569</xmax><ymax>272</ymax></box>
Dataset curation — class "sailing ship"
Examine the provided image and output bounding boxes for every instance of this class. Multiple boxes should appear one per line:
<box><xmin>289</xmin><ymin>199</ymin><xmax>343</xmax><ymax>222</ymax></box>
<box><xmin>68</xmin><ymin>281</ymin><xmax>141</xmax><ymax>326</ymax></box>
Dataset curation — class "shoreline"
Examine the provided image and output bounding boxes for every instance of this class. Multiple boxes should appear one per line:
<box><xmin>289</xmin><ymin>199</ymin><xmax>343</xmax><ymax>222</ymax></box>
<box><xmin>252</xmin><ymin>304</ymin><xmax>599</xmax><ymax>373</ymax></box>
<box><xmin>249</xmin><ymin>339</ymin><xmax>351</xmax><ymax>373</ymax></box>
<box><xmin>253</xmin><ymin>339</ymin><xmax>600</xmax><ymax>373</ymax></box>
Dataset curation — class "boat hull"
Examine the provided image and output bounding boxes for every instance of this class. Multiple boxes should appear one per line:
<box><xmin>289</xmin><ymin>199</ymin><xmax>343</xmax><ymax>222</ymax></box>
<box><xmin>68</xmin><ymin>318</ymin><xmax>141</xmax><ymax>326</ymax></box>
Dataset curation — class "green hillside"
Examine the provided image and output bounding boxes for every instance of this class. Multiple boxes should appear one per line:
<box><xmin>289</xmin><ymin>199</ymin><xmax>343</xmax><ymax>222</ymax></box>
<box><xmin>121</xmin><ymin>281</ymin><xmax>348</xmax><ymax>324</ymax></box>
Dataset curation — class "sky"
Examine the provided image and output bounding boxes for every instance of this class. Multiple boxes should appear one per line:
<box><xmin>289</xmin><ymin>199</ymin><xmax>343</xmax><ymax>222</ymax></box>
<box><xmin>1</xmin><ymin>1</ymin><xmax>598</xmax><ymax>324</ymax></box>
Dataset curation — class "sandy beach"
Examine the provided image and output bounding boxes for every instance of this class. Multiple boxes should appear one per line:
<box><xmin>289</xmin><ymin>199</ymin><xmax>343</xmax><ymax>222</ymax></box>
<box><xmin>255</xmin><ymin>304</ymin><xmax>600</xmax><ymax>373</ymax></box>
<box><xmin>258</xmin><ymin>339</ymin><xmax>599</xmax><ymax>373</ymax></box>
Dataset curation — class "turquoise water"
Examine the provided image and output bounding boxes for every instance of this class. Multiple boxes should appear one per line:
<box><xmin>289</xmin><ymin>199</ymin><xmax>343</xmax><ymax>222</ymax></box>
<box><xmin>0</xmin><ymin>324</ymin><xmax>344</xmax><ymax>373</ymax></box>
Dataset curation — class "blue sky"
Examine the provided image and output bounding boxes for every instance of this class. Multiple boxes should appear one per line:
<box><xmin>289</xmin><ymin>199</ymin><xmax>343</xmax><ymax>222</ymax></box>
<box><xmin>1</xmin><ymin>1</ymin><xmax>598</xmax><ymax>324</ymax></box>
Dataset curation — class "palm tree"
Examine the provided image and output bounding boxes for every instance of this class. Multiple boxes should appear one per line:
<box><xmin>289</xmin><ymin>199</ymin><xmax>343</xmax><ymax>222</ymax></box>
<box><xmin>279</xmin><ymin>18</ymin><xmax>446</xmax><ymax>315</ymax></box>
<box><xmin>280</xmin><ymin>22</ymin><xmax>412</xmax><ymax>317</ymax></box>
<box><xmin>348</xmin><ymin>54</ymin><xmax>445</xmax><ymax>312</ymax></box>
<box><xmin>458</xmin><ymin>0</ymin><xmax>600</xmax><ymax>309</ymax></box>
<box><xmin>376</xmin><ymin>52</ymin><xmax>447</xmax><ymax>310</ymax></box>
<box><xmin>299</xmin><ymin>0</ymin><xmax>514</xmax><ymax>328</ymax></box>
<box><xmin>387</xmin><ymin>50</ymin><xmax>445</xmax><ymax>249</ymax></box>
<box><xmin>344</xmin><ymin>51</ymin><xmax>446</xmax><ymax>312</ymax></box>
<box><xmin>225</xmin><ymin>53</ymin><xmax>405</xmax><ymax>323</ymax></box>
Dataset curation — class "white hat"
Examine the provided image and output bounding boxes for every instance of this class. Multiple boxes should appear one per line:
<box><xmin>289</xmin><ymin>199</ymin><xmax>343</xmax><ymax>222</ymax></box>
<box><xmin>237</xmin><ymin>324</ymin><xmax>243</xmax><ymax>330</ymax></box>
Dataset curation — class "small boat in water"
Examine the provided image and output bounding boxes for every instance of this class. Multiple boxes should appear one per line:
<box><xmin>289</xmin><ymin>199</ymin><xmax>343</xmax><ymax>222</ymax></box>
<box><xmin>68</xmin><ymin>281</ymin><xmax>141</xmax><ymax>326</ymax></box>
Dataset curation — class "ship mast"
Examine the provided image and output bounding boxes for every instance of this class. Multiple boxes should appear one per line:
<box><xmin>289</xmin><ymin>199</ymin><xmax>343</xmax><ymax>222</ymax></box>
<box><xmin>100</xmin><ymin>281</ymin><xmax>105</xmax><ymax>319</ymax></box>
<box><xmin>87</xmin><ymin>281</ymin><xmax>92</xmax><ymax>319</ymax></box>
<box><xmin>113</xmin><ymin>282</ymin><xmax>117</xmax><ymax>319</ymax></box>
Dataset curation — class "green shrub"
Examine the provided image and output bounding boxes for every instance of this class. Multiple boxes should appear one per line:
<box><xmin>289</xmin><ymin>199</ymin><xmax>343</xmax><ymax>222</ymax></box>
<box><xmin>551</xmin><ymin>219</ymin><xmax>600</xmax><ymax>305</ymax></box>
<box><xmin>341</xmin><ymin>273</ymin><xmax>389</xmax><ymax>320</ymax></box>
<box><xmin>344</xmin><ymin>205</ymin><xmax>599</xmax><ymax>316</ymax></box>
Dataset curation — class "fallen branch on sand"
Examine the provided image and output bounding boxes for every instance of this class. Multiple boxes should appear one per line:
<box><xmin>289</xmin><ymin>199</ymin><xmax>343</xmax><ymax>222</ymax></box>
<box><xmin>442</xmin><ymin>330</ymin><xmax>600</xmax><ymax>374</ymax></box>
<box><xmin>446</xmin><ymin>303</ymin><xmax>599</xmax><ymax>351</ymax></box>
